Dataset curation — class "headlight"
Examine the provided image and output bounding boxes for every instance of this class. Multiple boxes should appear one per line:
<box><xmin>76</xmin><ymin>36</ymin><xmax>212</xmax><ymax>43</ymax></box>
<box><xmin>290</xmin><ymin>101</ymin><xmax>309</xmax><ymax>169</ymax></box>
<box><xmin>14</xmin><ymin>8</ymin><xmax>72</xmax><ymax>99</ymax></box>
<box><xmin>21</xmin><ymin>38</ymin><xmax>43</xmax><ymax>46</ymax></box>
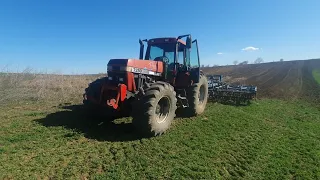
<box><xmin>119</xmin><ymin>78</ymin><xmax>124</xmax><ymax>82</ymax></box>
<box><xmin>108</xmin><ymin>76</ymin><xmax>113</xmax><ymax>80</ymax></box>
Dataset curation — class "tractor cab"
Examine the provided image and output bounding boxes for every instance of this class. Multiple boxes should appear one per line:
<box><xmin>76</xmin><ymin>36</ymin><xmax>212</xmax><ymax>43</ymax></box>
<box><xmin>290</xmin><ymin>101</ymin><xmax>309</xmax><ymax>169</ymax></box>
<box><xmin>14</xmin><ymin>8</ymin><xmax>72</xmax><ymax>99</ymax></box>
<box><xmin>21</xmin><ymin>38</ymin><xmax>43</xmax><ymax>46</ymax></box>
<box><xmin>139</xmin><ymin>35</ymin><xmax>201</xmax><ymax>87</ymax></box>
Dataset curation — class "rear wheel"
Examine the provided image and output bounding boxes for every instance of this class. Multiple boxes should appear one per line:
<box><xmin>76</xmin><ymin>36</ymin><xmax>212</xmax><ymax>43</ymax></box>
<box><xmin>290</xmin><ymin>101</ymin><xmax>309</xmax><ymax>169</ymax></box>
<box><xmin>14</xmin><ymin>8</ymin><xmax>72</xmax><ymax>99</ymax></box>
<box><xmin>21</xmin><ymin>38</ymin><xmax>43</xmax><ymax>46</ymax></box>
<box><xmin>132</xmin><ymin>82</ymin><xmax>177</xmax><ymax>136</ymax></box>
<box><xmin>186</xmin><ymin>74</ymin><xmax>208</xmax><ymax>116</ymax></box>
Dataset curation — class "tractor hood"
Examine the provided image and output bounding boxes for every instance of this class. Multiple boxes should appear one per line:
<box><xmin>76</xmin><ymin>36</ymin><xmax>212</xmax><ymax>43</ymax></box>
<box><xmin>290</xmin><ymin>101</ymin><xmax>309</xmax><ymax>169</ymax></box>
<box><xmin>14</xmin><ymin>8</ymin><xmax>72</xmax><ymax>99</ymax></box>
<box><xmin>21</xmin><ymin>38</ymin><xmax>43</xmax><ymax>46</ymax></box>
<box><xmin>107</xmin><ymin>59</ymin><xmax>164</xmax><ymax>74</ymax></box>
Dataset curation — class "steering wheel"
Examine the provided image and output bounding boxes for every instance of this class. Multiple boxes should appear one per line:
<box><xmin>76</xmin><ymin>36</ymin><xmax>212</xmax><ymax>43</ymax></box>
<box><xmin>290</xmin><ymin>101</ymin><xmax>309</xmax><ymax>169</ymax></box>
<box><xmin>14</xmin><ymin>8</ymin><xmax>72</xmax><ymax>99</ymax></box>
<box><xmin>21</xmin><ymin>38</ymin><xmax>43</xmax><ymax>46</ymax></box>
<box><xmin>154</xmin><ymin>56</ymin><xmax>169</xmax><ymax>64</ymax></box>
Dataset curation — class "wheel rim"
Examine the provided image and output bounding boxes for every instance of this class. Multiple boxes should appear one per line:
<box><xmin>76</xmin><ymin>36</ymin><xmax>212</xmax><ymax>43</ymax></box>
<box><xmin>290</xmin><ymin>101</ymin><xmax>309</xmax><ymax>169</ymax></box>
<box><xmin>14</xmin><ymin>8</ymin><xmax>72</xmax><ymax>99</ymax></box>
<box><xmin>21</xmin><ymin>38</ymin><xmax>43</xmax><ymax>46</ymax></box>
<box><xmin>155</xmin><ymin>96</ymin><xmax>171</xmax><ymax>123</ymax></box>
<box><xmin>198</xmin><ymin>85</ymin><xmax>205</xmax><ymax>104</ymax></box>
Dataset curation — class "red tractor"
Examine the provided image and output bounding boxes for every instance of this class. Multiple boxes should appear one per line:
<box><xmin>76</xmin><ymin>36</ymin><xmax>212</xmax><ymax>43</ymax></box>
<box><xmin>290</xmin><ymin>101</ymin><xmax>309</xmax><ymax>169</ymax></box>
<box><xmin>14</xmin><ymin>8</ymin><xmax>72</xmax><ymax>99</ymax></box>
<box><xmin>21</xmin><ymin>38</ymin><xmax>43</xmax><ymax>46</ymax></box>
<box><xmin>83</xmin><ymin>34</ymin><xmax>208</xmax><ymax>136</ymax></box>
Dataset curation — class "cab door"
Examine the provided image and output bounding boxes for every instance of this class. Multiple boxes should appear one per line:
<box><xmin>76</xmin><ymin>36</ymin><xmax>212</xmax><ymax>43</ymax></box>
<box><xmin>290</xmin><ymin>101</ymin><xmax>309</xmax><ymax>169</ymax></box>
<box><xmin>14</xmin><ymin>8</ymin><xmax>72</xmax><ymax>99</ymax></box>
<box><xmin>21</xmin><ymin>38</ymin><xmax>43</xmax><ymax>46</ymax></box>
<box><xmin>189</xmin><ymin>40</ymin><xmax>200</xmax><ymax>83</ymax></box>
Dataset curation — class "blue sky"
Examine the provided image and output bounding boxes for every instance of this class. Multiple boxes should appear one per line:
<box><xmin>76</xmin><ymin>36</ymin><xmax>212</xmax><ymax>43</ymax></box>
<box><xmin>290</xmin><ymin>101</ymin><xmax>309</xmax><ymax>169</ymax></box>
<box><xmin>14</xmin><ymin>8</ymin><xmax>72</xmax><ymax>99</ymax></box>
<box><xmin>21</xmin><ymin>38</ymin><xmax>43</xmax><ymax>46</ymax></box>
<box><xmin>1</xmin><ymin>0</ymin><xmax>319</xmax><ymax>74</ymax></box>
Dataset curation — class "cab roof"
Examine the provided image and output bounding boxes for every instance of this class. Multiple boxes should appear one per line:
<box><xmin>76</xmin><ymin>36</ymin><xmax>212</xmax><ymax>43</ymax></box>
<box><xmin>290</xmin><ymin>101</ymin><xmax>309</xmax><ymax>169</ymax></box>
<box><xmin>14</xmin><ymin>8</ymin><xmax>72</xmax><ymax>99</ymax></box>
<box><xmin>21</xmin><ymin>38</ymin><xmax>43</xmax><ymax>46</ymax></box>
<box><xmin>148</xmin><ymin>38</ymin><xmax>186</xmax><ymax>45</ymax></box>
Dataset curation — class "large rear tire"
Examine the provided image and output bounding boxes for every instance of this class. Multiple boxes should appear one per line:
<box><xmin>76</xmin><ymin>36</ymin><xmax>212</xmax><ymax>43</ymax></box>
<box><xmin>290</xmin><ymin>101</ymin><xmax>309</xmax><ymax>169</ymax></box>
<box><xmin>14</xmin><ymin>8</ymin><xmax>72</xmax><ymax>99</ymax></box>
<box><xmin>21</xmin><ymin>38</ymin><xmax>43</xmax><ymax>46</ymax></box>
<box><xmin>132</xmin><ymin>82</ymin><xmax>177</xmax><ymax>136</ymax></box>
<box><xmin>186</xmin><ymin>74</ymin><xmax>208</xmax><ymax>116</ymax></box>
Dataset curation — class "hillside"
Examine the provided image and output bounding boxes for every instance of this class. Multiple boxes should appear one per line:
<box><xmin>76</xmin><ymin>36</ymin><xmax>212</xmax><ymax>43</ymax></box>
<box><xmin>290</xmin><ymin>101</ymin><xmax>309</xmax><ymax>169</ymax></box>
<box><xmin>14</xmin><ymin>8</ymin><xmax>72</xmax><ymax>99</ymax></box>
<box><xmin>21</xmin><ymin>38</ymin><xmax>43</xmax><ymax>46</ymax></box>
<box><xmin>202</xmin><ymin>59</ymin><xmax>320</xmax><ymax>102</ymax></box>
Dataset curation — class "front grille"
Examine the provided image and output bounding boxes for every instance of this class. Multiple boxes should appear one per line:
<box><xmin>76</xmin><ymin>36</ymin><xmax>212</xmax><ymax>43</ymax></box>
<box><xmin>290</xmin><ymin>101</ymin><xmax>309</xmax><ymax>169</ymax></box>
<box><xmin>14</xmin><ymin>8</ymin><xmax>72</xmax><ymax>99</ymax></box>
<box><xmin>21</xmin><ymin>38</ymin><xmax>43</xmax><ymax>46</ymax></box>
<box><xmin>107</xmin><ymin>72</ymin><xmax>127</xmax><ymax>85</ymax></box>
<box><xmin>112</xmin><ymin>66</ymin><xmax>120</xmax><ymax>71</ymax></box>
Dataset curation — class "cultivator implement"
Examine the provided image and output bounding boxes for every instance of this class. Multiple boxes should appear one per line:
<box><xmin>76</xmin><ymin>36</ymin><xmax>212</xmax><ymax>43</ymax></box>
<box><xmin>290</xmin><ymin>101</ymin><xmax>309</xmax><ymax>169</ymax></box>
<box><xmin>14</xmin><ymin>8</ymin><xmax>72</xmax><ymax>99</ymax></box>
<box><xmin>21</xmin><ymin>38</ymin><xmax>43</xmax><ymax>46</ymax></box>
<box><xmin>207</xmin><ymin>75</ymin><xmax>257</xmax><ymax>105</ymax></box>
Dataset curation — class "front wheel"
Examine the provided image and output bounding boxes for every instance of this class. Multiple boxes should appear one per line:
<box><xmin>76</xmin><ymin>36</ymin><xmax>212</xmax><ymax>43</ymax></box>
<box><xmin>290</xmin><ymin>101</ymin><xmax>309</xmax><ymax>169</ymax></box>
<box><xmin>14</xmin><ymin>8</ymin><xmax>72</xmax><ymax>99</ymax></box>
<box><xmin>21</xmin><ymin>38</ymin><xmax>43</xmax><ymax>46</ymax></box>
<box><xmin>132</xmin><ymin>82</ymin><xmax>177</xmax><ymax>136</ymax></box>
<box><xmin>83</xmin><ymin>77</ymin><xmax>117</xmax><ymax>121</ymax></box>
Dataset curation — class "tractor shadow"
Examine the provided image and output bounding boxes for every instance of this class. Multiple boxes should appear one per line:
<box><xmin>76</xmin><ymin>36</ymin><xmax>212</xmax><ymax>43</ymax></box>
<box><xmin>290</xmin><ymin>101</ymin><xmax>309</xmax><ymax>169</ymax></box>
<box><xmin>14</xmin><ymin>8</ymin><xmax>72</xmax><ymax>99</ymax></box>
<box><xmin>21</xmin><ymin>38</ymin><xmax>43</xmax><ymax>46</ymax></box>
<box><xmin>208</xmin><ymin>99</ymin><xmax>252</xmax><ymax>106</ymax></box>
<box><xmin>35</xmin><ymin>104</ymin><xmax>144</xmax><ymax>142</ymax></box>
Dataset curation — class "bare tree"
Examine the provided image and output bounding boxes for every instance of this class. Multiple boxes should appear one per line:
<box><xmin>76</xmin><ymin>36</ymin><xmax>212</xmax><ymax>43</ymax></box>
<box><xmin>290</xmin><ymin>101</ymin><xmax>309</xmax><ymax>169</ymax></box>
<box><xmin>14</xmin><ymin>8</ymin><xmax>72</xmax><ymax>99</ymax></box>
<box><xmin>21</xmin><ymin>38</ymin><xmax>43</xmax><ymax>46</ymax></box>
<box><xmin>254</xmin><ymin>57</ymin><xmax>264</xmax><ymax>64</ymax></box>
<box><xmin>233</xmin><ymin>60</ymin><xmax>238</xmax><ymax>65</ymax></box>
<box><xmin>239</xmin><ymin>61</ymin><xmax>248</xmax><ymax>65</ymax></box>
<box><xmin>280</xmin><ymin>58</ymin><xmax>284</xmax><ymax>62</ymax></box>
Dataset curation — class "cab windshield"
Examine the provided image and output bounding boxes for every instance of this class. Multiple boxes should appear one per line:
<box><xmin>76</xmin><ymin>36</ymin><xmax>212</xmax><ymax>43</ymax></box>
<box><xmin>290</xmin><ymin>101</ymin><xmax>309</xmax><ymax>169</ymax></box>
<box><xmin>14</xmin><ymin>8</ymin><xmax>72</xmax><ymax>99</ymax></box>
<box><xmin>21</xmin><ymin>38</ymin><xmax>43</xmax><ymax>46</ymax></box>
<box><xmin>146</xmin><ymin>43</ymin><xmax>176</xmax><ymax>64</ymax></box>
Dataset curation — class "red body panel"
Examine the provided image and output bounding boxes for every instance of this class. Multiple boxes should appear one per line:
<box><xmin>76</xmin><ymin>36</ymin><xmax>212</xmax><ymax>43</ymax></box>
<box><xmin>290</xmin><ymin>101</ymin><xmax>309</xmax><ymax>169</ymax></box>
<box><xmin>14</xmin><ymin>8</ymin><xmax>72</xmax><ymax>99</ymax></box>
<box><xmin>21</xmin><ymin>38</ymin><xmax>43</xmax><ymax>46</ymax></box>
<box><xmin>109</xmin><ymin>59</ymin><xmax>163</xmax><ymax>73</ymax></box>
<box><xmin>96</xmin><ymin>58</ymin><xmax>166</xmax><ymax>110</ymax></box>
<box><xmin>126</xmin><ymin>72</ymin><xmax>136</xmax><ymax>92</ymax></box>
<box><xmin>128</xmin><ymin>59</ymin><xmax>163</xmax><ymax>73</ymax></box>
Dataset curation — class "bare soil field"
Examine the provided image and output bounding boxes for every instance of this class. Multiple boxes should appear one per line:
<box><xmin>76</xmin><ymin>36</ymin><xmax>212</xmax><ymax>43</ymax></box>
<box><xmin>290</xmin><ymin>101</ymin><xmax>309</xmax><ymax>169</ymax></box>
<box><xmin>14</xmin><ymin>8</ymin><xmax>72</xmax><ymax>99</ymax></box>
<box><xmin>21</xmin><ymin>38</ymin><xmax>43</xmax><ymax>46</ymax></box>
<box><xmin>202</xmin><ymin>59</ymin><xmax>320</xmax><ymax>102</ymax></box>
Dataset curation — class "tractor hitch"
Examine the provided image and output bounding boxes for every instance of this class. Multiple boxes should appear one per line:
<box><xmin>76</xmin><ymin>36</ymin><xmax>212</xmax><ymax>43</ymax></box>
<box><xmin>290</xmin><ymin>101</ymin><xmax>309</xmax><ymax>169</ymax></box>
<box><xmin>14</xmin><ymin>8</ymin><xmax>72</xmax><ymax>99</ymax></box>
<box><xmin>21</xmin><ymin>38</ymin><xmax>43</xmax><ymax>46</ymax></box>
<box><xmin>104</xmin><ymin>84</ymin><xmax>127</xmax><ymax>110</ymax></box>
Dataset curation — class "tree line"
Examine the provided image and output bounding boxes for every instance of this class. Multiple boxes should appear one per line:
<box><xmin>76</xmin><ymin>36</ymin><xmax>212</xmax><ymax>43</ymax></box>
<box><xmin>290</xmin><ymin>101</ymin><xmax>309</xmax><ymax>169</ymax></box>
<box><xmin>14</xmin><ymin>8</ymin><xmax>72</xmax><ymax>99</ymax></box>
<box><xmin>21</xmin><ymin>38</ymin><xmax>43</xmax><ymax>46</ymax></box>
<box><xmin>201</xmin><ymin>58</ymin><xmax>284</xmax><ymax>67</ymax></box>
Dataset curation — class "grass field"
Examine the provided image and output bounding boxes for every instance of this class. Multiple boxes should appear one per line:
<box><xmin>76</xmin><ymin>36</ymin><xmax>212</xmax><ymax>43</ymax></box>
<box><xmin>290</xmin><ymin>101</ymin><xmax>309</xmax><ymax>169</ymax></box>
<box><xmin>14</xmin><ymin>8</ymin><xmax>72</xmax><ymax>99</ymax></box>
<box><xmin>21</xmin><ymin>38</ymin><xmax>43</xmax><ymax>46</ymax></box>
<box><xmin>1</xmin><ymin>99</ymin><xmax>320</xmax><ymax>179</ymax></box>
<box><xmin>313</xmin><ymin>69</ymin><xmax>320</xmax><ymax>85</ymax></box>
<box><xmin>1</xmin><ymin>60</ymin><xmax>320</xmax><ymax>179</ymax></box>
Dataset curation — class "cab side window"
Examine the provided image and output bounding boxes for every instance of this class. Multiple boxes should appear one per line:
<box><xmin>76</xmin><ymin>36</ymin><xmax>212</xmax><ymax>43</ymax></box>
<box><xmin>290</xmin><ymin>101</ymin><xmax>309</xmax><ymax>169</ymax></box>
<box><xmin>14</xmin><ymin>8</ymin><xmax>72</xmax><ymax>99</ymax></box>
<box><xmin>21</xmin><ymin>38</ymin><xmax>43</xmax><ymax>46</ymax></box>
<box><xmin>190</xmin><ymin>40</ymin><xmax>200</xmax><ymax>68</ymax></box>
<box><xmin>178</xmin><ymin>51</ymin><xmax>183</xmax><ymax>64</ymax></box>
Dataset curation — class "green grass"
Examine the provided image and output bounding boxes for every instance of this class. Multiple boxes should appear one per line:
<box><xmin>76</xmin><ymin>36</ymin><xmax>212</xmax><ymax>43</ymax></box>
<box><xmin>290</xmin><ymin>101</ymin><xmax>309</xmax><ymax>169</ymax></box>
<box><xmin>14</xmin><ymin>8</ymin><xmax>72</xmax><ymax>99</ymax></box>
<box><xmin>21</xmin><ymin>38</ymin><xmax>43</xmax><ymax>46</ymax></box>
<box><xmin>313</xmin><ymin>69</ymin><xmax>320</xmax><ymax>85</ymax></box>
<box><xmin>1</xmin><ymin>99</ymin><xmax>320</xmax><ymax>179</ymax></box>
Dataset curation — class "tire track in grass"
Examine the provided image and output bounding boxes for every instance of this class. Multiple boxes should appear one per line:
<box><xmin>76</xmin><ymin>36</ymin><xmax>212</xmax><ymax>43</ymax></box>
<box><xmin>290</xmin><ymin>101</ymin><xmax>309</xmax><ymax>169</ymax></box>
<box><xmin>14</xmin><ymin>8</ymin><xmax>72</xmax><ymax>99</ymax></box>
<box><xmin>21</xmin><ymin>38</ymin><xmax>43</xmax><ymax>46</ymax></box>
<box><xmin>266</xmin><ymin>65</ymin><xmax>293</xmax><ymax>90</ymax></box>
<box><xmin>277</xmin><ymin>63</ymin><xmax>302</xmax><ymax>100</ymax></box>
<box><xmin>300</xmin><ymin>61</ymin><xmax>320</xmax><ymax>102</ymax></box>
<box><xmin>312</xmin><ymin>69</ymin><xmax>320</xmax><ymax>85</ymax></box>
<box><xmin>256</xmin><ymin>65</ymin><xmax>291</xmax><ymax>98</ymax></box>
<box><xmin>228</xmin><ymin>64</ymin><xmax>257</xmax><ymax>77</ymax></box>
<box><xmin>227</xmin><ymin>64</ymin><xmax>270</xmax><ymax>85</ymax></box>
<box><xmin>296</xmin><ymin>63</ymin><xmax>304</xmax><ymax>99</ymax></box>
<box><xmin>253</xmin><ymin>67</ymin><xmax>279</xmax><ymax>86</ymax></box>
<box><xmin>267</xmin><ymin>62</ymin><xmax>301</xmax><ymax>99</ymax></box>
<box><xmin>245</xmin><ymin>66</ymin><xmax>275</xmax><ymax>84</ymax></box>
<box><xmin>259</xmin><ymin>65</ymin><xmax>291</xmax><ymax>88</ymax></box>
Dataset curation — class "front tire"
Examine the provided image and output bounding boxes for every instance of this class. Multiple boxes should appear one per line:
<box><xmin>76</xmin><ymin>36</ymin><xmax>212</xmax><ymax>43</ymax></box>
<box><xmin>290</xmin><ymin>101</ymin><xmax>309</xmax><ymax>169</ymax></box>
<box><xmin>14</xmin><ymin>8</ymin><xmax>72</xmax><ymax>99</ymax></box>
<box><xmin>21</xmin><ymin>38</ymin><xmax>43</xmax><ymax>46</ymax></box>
<box><xmin>83</xmin><ymin>77</ymin><xmax>117</xmax><ymax>120</ymax></box>
<box><xmin>132</xmin><ymin>82</ymin><xmax>177</xmax><ymax>136</ymax></box>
